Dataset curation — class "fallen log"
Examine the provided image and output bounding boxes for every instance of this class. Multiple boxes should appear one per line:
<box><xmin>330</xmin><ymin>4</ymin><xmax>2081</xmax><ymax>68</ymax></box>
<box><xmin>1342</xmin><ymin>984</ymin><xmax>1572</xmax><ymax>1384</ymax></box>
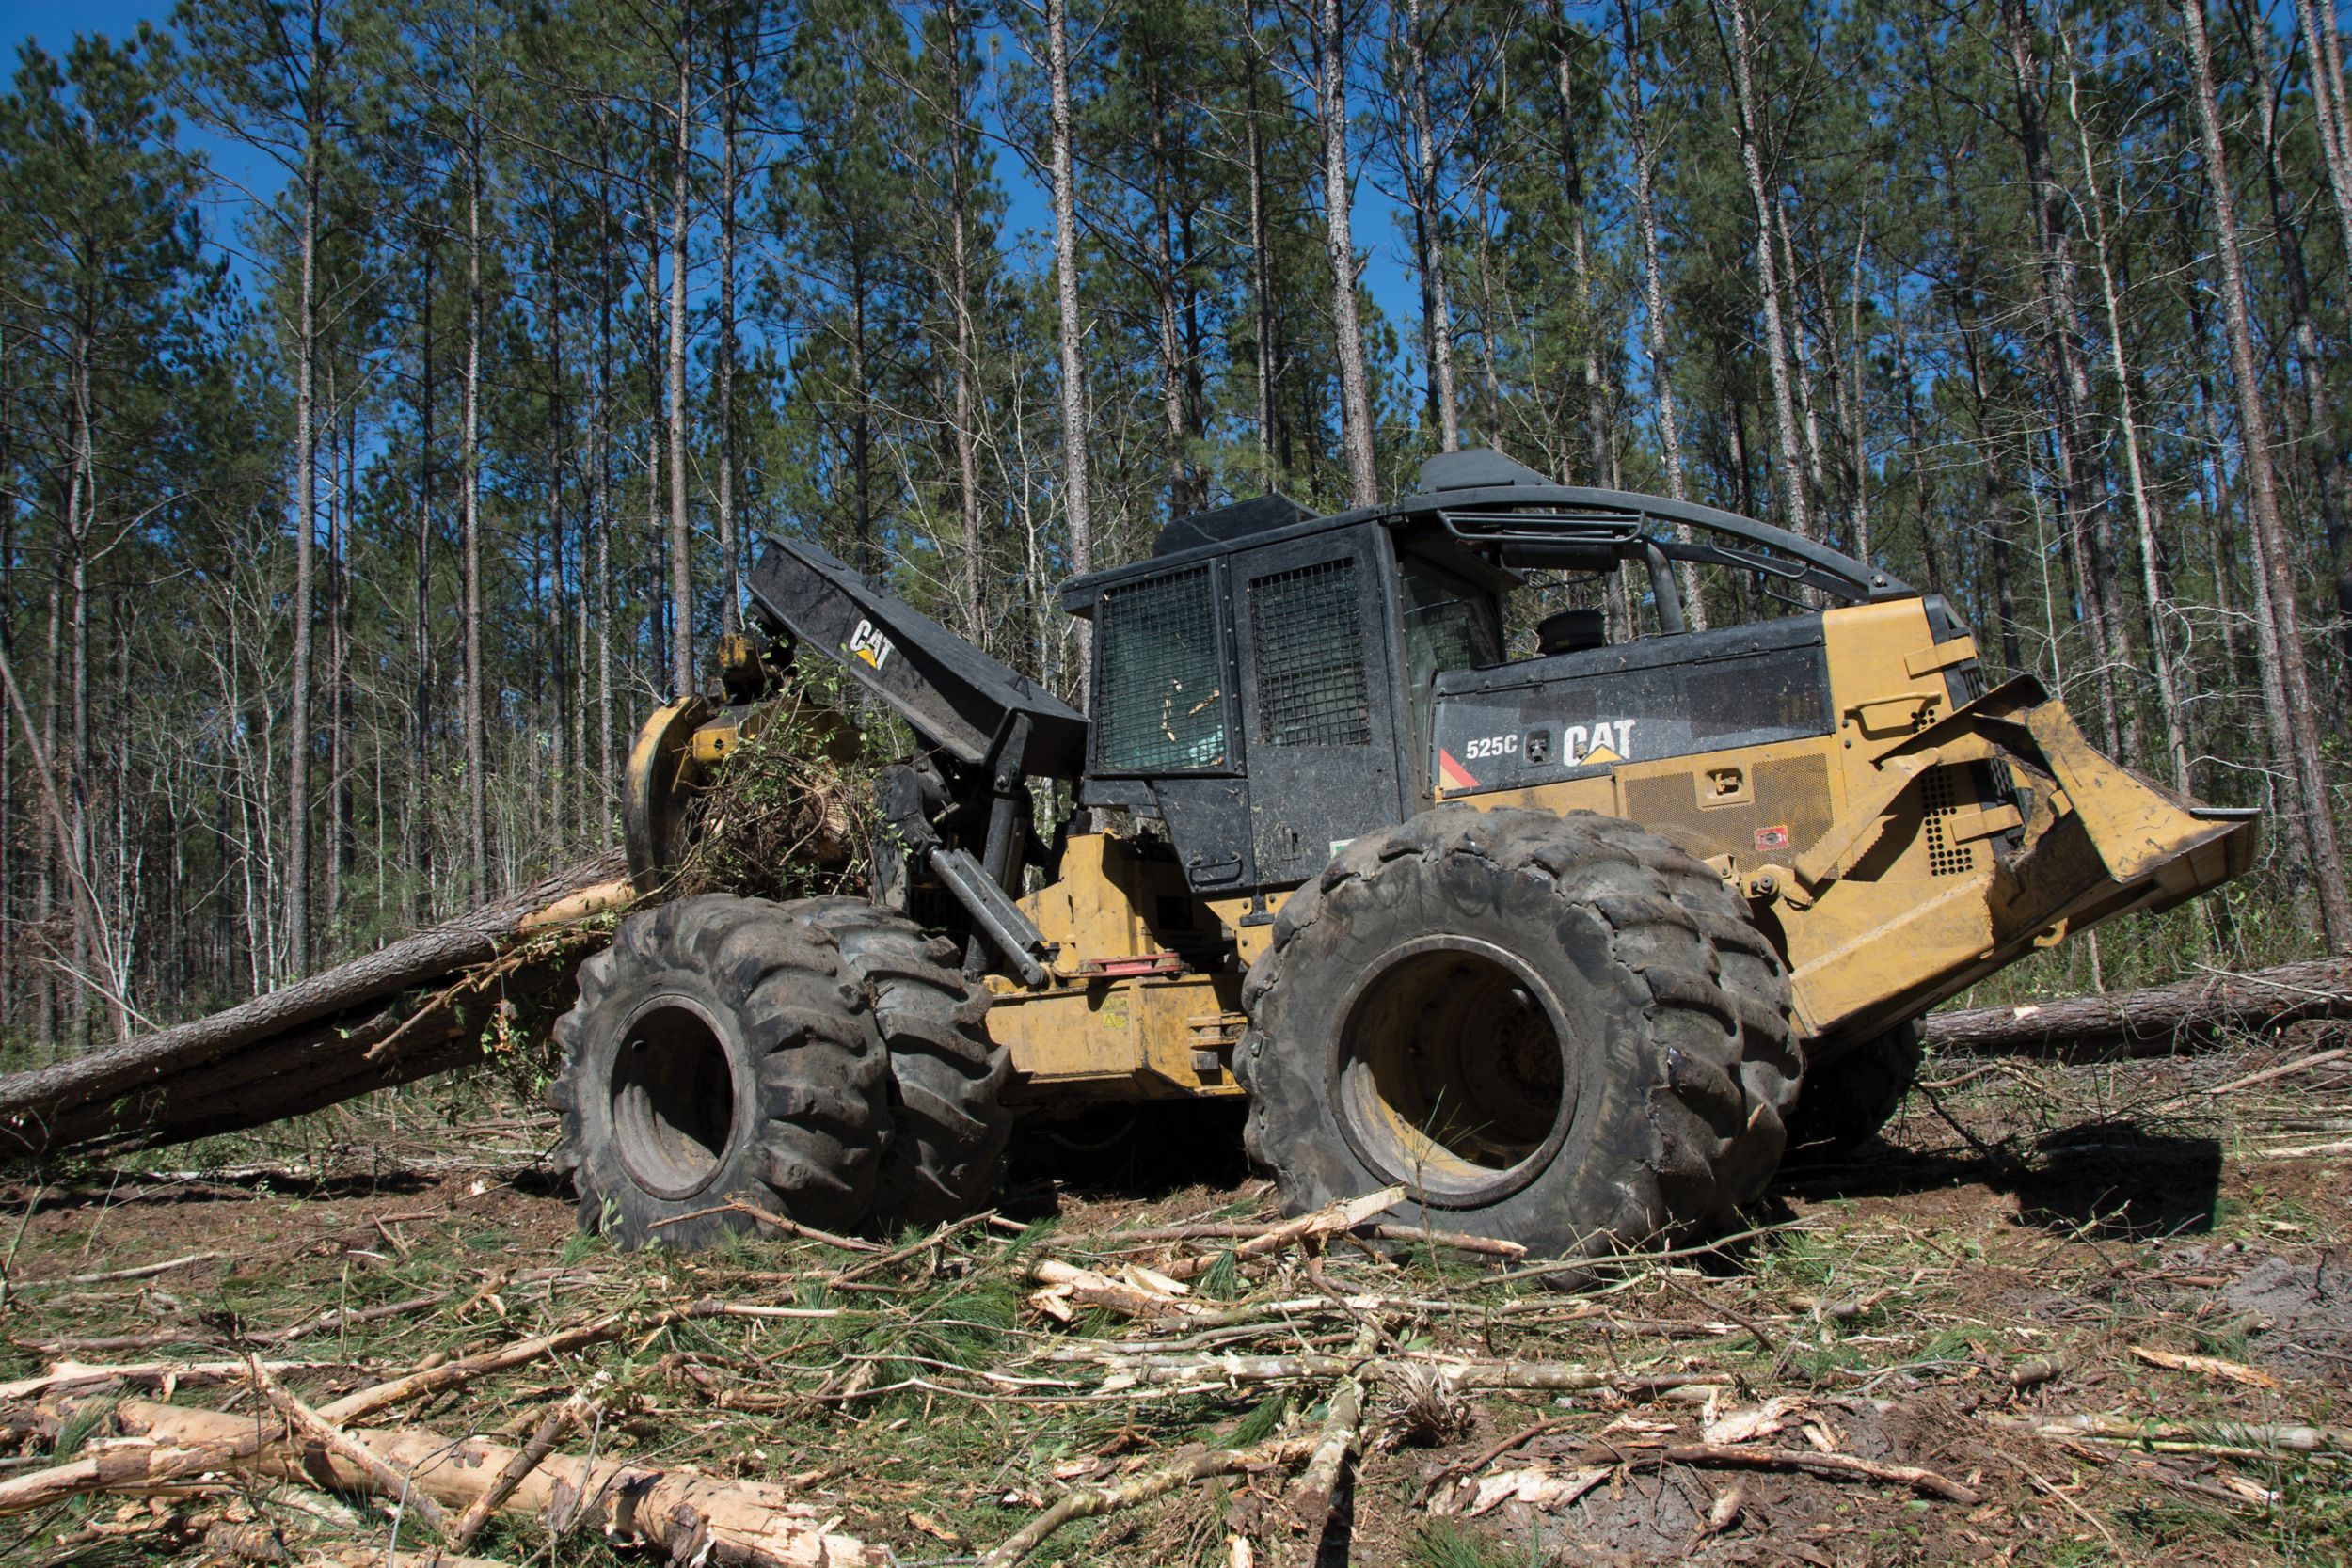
<box><xmin>0</xmin><ymin>853</ymin><xmax>628</xmax><ymax>1157</ymax></box>
<box><xmin>1105</xmin><ymin>1218</ymin><xmax>1525</xmax><ymax>1259</ymax></box>
<box><xmin>978</xmin><ymin>1435</ymin><xmax>1317</xmax><ymax>1567</ymax></box>
<box><xmin>1981</xmin><ymin>1410</ymin><xmax>2352</xmax><ymax>1457</ymax></box>
<box><xmin>109</xmin><ymin>1399</ymin><xmax>882</xmax><ymax>1567</ymax></box>
<box><xmin>1285</xmin><ymin>1325</ymin><xmax>1379</xmax><ymax>1541</ymax></box>
<box><xmin>1923</xmin><ymin>956</ymin><xmax>2352</xmax><ymax>1058</ymax></box>
<box><xmin>447</xmin><ymin>1389</ymin><xmax>591</xmax><ymax>1548</ymax></box>
<box><xmin>250</xmin><ymin>1363</ymin><xmax>452</xmax><ymax>1539</ymax></box>
<box><xmin>1648</xmin><ymin>1441</ymin><xmax>1979</xmax><ymax>1504</ymax></box>
<box><xmin>0</xmin><ymin>1358</ymin><xmax>345</xmax><ymax>1404</ymax></box>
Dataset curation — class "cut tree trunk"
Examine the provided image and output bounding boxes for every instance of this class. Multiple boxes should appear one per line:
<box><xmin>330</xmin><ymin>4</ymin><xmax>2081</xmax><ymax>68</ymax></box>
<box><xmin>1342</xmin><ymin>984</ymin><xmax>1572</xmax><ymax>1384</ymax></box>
<box><xmin>0</xmin><ymin>853</ymin><xmax>626</xmax><ymax>1157</ymax></box>
<box><xmin>1922</xmin><ymin>958</ymin><xmax>2352</xmax><ymax>1057</ymax></box>
<box><xmin>107</xmin><ymin>1400</ymin><xmax>882</xmax><ymax>1567</ymax></box>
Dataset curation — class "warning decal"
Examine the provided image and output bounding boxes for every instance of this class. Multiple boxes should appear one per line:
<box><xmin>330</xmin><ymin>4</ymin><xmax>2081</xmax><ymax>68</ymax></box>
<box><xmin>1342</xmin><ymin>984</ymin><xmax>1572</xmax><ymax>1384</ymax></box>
<box><xmin>1755</xmin><ymin>824</ymin><xmax>1791</xmax><ymax>852</ymax></box>
<box><xmin>1437</xmin><ymin>748</ymin><xmax>1479</xmax><ymax>794</ymax></box>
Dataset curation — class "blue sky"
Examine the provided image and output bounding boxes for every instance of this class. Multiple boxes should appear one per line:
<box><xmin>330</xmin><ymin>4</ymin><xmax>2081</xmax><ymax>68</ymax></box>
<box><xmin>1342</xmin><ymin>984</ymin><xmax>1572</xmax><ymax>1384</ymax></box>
<box><xmin>4</xmin><ymin>1</ymin><xmax>1428</xmax><ymax>388</ymax></box>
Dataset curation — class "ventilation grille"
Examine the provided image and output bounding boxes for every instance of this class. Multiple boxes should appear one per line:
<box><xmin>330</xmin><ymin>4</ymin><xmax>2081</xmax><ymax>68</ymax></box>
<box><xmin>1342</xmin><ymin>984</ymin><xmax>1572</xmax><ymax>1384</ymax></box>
<box><xmin>1096</xmin><ymin>566</ymin><xmax>1226</xmax><ymax>771</ymax></box>
<box><xmin>1621</xmin><ymin>753</ymin><xmax>1836</xmax><ymax>864</ymax></box>
<box><xmin>1922</xmin><ymin>765</ymin><xmax>1974</xmax><ymax>876</ymax></box>
<box><xmin>1248</xmin><ymin>560</ymin><xmax>1371</xmax><ymax>748</ymax></box>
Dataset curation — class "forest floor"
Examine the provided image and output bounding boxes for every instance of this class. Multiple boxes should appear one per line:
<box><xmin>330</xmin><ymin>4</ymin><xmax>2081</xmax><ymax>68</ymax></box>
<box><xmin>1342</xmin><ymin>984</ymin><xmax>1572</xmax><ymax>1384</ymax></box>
<box><xmin>0</xmin><ymin>1025</ymin><xmax>2346</xmax><ymax>1568</ymax></box>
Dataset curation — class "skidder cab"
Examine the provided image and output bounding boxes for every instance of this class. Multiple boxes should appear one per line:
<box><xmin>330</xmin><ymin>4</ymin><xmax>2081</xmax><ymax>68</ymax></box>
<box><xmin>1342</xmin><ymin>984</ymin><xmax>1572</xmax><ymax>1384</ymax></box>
<box><xmin>565</xmin><ymin>449</ymin><xmax>2258</xmax><ymax>1268</ymax></box>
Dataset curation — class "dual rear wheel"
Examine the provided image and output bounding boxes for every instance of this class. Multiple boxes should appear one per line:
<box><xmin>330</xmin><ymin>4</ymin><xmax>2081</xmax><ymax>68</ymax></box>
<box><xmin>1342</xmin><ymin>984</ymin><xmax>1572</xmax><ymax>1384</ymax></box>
<box><xmin>549</xmin><ymin>894</ymin><xmax>1008</xmax><ymax>1249</ymax></box>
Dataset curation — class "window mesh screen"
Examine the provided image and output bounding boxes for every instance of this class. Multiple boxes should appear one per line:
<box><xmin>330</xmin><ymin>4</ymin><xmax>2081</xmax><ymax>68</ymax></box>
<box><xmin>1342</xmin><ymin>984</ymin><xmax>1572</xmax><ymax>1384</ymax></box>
<box><xmin>1248</xmin><ymin>560</ymin><xmax>1372</xmax><ymax>747</ymax></box>
<box><xmin>1096</xmin><ymin>567</ymin><xmax>1226</xmax><ymax>771</ymax></box>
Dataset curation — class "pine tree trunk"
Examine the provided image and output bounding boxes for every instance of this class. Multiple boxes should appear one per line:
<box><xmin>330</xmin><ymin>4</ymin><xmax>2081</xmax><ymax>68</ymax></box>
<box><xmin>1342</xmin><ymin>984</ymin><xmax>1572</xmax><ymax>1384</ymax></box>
<box><xmin>2293</xmin><ymin>0</ymin><xmax>2352</xmax><ymax>275</ymax></box>
<box><xmin>1045</xmin><ymin>0</ymin><xmax>1094</xmax><ymax>692</ymax></box>
<box><xmin>1958</xmin><ymin>324</ymin><xmax>2024</xmax><ymax>675</ymax></box>
<box><xmin>2183</xmin><ymin>0</ymin><xmax>2352</xmax><ymax>950</ymax></box>
<box><xmin>1319</xmin><ymin>0</ymin><xmax>1379</xmax><ymax>508</ymax></box>
<box><xmin>412</xmin><ymin>236</ymin><xmax>435</xmax><ymax>922</ymax></box>
<box><xmin>2239</xmin><ymin>7</ymin><xmax>2345</xmax><ymax>565</ymax></box>
<box><xmin>333</xmin><ymin>400</ymin><xmax>356</xmax><ymax>930</ymax></box>
<box><xmin>1772</xmin><ymin>197</ymin><xmax>1830</xmax><ymax>530</ymax></box>
<box><xmin>2000</xmin><ymin>0</ymin><xmax>2130</xmax><ymax>761</ymax></box>
<box><xmin>946</xmin><ymin>0</ymin><xmax>985</xmax><ymax>638</ymax></box>
<box><xmin>37</xmin><ymin>578</ymin><xmax>57</xmax><ymax>1047</ymax></box>
<box><xmin>286</xmin><ymin>24</ymin><xmax>320</xmax><ymax>979</ymax></box>
<box><xmin>1245</xmin><ymin>46</ymin><xmax>1277</xmax><ymax>488</ymax></box>
<box><xmin>717</xmin><ymin>21</ymin><xmax>740</xmax><ymax>638</ymax></box>
<box><xmin>1617</xmin><ymin>0</ymin><xmax>1705</xmax><ymax>627</ymax></box>
<box><xmin>463</xmin><ymin>119</ymin><xmax>488</xmax><ymax>905</ymax></box>
<box><xmin>1555</xmin><ymin>21</ymin><xmax>1613</xmax><ymax>489</ymax></box>
<box><xmin>1836</xmin><ymin>226</ymin><xmax>1871</xmax><ymax>560</ymax></box>
<box><xmin>2060</xmin><ymin>40</ymin><xmax>2192</xmax><ymax>794</ymax></box>
<box><xmin>1150</xmin><ymin>94</ymin><xmax>1193</xmax><ymax>517</ymax></box>
<box><xmin>1406</xmin><ymin>0</ymin><xmax>1458</xmax><ymax>451</ymax></box>
<box><xmin>66</xmin><ymin>363</ymin><xmax>95</xmax><ymax>1043</ymax></box>
<box><xmin>666</xmin><ymin>27</ymin><xmax>695</xmax><ymax>702</ymax></box>
<box><xmin>543</xmin><ymin>271</ymin><xmax>568</xmax><ymax>852</ymax></box>
<box><xmin>0</xmin><ymin>325</ymin><xmax>13</xmax><ymax>1032</ymax></box>
<box><xmin>594</xmin><ymin>155</ymin><xmax>615</xmax><ymax>847</ymax></box>
<box><xmin>644</xmin><ymin>197</ymin><xmax>665</xmax><ymax>686</ymax></box>
<box><xmin>1714</xmin><ymin>0</ymin><xmax>1812</xmax><ymax>539</ymax></box>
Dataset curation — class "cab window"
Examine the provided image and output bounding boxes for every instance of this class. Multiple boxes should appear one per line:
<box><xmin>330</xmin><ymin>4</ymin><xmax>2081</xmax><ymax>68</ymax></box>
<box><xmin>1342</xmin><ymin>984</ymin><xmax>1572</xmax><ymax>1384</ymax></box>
<box><xmin>1400</xmin><ymin>555</ymin><xmax>1502</xmax><ymax>780</ymax></box>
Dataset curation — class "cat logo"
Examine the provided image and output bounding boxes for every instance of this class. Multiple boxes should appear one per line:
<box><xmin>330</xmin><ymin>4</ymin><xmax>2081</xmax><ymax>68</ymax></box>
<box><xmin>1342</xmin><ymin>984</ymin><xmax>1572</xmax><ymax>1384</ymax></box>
<box><xmin>848</xmin><ymin>619</ymin><xmax>897</xmax><ymax>673</ymax></box>
<box><xmin>1564</xmin><ymin>720</ymin><xmax>1637</xmax><ymax>768</ymax></box>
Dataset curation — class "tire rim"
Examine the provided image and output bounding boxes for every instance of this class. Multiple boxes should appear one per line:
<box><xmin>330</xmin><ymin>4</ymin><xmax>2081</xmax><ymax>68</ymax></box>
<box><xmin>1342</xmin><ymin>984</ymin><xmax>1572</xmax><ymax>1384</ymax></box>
<box><xmin>1329</xmin><ymin>934</ymin><xmax>1578</xmax><ymax>1208</ymax></box>
<box><xmin>610</xmin><ymin>995</ymin><xmax>739</xmax><ymax>1201</ymax></box>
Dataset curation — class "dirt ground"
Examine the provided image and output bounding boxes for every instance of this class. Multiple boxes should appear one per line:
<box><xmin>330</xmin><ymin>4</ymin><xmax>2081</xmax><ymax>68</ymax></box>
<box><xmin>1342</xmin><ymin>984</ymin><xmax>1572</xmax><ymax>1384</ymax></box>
<box><xmin>0</xmin><ymin>1026</ymin><xmax>2345</xmax><ymax>1567</ymax></box>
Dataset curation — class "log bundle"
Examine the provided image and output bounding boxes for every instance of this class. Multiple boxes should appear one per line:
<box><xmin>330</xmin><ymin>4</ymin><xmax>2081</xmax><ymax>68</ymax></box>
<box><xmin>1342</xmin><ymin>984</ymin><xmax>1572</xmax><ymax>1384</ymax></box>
<box><xmin>0</xmin><ymin>853</ymin><xmax>629</xmax><ymax>1158</ymax></box>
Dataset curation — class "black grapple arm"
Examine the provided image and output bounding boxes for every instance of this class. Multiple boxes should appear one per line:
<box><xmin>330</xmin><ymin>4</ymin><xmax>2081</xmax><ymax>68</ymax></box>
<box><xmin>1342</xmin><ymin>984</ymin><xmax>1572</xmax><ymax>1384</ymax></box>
<box><xmin>744</xmin><ymin>536</ymin><xmax>1089</xmax><ymax>985</ymax></box>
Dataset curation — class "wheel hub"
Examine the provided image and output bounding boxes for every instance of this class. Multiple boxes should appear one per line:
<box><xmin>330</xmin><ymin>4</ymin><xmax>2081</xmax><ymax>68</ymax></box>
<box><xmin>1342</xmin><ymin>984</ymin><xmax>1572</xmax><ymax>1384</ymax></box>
<box><xmin>1331</xmin><ymin>935</ymin><xmax>1578</xmax><ymax>1208</ymax></box>
<box><xmin>609</xmin><ymin>997</ymin><xmax>739</xmax><ymax>1201</ymax></box>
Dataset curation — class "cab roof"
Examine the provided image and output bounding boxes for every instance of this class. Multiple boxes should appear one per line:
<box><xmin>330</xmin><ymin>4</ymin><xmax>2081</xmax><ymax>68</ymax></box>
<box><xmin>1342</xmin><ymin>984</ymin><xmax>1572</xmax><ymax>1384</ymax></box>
<box><xmin>1060</xmin><ymin>450</ymin><xmax>1909</xmax><ymax>614</ymax></box>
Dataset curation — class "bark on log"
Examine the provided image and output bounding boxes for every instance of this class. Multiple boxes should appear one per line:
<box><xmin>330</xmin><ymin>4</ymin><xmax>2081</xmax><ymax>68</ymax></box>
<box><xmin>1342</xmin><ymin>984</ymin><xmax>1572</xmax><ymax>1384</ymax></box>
<box><xmin>112</xmin><ymin>1399</ymin><xmax>882</xmax><ymax>1567</ymax></box>
<box><xmin>1922</xmin><ymin>957</ymin><xmax>2352</xmax><ymax>1057</ymax></box>
<box><xmin>0</xmin><ymin>852</ymin><xmax>623</xmax><ymax>1156</ymax></box>
<box><xmin>251</xmin><ymin>1363</ymin><xmax>453</xmax><ymax>1538</ymax></box>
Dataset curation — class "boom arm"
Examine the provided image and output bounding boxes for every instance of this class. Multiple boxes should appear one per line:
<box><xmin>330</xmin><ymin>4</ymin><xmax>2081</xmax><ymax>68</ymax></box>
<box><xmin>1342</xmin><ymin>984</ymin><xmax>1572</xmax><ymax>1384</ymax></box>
<box><xmin>745</xmin><ymin>535</ymin><xmax>1089</xmax><ymax>780</ymax></box>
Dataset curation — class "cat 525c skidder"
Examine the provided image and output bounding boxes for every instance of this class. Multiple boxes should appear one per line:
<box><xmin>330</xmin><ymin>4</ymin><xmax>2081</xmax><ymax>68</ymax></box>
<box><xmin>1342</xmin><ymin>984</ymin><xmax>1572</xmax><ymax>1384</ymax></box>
<box><xmin>551</xmin><ymin>450</ymin><xmax>2257</xmax><ymax>1265</ymax></box>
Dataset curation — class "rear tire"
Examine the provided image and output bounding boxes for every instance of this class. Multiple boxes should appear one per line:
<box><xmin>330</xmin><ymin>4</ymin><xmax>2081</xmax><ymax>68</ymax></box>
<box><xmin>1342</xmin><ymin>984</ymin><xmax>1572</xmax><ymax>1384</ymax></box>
<box><xmin>1235</xmin><ymin>806</ymin><xmax>1800</xmax><ymax>1274</ymax></box>
<box><xmin>787</xmin><ymin>897</ymin><xmax>1010</xmax><ymax>1225</ymax></box>
<box><xmin>1783</xmin><ymin>1022</ymin><xmax>1923</xmax><ymax>1160</ymax></box>
<box><xmin>550</xmin><ymin>895</ymin><xmax>888</xmax><ymax>1249</ymax></box>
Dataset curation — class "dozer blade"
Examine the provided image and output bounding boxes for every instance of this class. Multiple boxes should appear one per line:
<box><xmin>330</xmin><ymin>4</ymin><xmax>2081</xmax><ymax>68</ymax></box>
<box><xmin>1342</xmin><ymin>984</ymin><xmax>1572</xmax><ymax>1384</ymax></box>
<box><xmin>2020</xmin><ymin>695</ymin><xmax>2260</xmax><ymax>893</ymax></box>
<box><xmin>1785</xmin><ymin>676</ymin><xmax>2258</xmax><ymax>1047</ymax></box>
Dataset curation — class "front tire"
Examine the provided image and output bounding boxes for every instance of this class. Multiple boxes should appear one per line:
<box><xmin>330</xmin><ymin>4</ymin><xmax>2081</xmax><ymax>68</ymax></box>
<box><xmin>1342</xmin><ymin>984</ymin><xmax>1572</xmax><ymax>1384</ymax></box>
<box><xmin>1235</xmin><ymin>807</ymin><xmax>1800</xmax><ymax>1270</ymax></box>
<box><xmin>549</xmin><ymin>895</ymin><xmax>889</xmax><ymax>1249</ymax></box>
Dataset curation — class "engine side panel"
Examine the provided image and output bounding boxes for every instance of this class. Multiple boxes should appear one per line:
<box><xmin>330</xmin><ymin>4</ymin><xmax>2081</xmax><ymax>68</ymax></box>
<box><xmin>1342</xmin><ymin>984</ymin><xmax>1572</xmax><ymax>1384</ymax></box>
<box><xmin>1429</xmin><ymin>616</ymin><xmax>1832</xmax><ymax>798</ymax></box>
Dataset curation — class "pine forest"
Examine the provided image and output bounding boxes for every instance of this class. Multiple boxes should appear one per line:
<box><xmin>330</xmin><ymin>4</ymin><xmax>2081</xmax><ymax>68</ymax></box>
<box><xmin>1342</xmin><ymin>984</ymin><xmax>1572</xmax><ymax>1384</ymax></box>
<box><xmin>4</xmin><ymin>0</ymin><xmax>2350</xmax><ymax>1054</ymax></box>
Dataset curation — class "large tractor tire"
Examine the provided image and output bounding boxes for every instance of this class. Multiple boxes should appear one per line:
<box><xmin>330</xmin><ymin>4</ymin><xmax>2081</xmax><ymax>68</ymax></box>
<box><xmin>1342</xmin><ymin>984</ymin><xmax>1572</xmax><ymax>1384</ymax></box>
<box><xmin>1783</xmin><ymin>1022</ymin><xmax>1924</xmax><ymax>1161</ymax></box>
<box><xmin>550</xmin><ymin>895</ymin><xmax>888</xmax><ymax>1249</ymax></box>
<box><xmin>1235</xmin><ymin>806</ymin><xmax>1801</xmax><ymax>1271</ymax></box>
<box><xmin>787</xmin><ymin>897</ymin><xmax>1011</xmax><ymax>1225</ymax></box>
